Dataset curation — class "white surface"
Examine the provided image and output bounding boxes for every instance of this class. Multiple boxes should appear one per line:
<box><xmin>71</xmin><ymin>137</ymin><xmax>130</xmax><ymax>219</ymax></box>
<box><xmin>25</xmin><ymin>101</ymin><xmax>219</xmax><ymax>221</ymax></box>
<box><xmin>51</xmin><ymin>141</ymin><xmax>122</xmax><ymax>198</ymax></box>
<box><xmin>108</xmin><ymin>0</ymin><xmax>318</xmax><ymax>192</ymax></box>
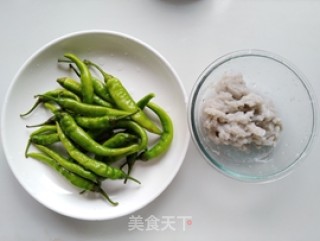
<box><xmin>1</xmin><ymin>30</ymin><xmax>189</xmax><ymax>220</ymax></box>
<box><xmin>1</xmin><ymin>0</ymin><xmax>320</xmax><ymax>240</ymax></box>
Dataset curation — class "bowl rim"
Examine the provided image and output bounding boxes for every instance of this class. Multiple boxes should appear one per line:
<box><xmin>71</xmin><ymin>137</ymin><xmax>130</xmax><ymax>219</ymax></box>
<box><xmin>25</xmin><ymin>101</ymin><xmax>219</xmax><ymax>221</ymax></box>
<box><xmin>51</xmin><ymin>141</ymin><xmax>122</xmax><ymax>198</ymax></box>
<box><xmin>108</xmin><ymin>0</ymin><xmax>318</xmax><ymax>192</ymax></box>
<box><xmin>188</xmin><ymin>49</ymin><xmax>319</xmax><ymax>183</ymax></box>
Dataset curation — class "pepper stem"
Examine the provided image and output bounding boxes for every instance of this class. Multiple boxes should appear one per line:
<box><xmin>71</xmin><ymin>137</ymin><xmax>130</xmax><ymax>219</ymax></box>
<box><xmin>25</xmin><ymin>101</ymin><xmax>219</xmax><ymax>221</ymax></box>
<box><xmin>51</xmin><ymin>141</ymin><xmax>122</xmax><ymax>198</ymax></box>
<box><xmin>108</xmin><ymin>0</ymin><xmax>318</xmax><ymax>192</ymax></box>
<box><xmin>24</xmin><ymin>139</ymin><xmax>32</xmax><ymax>158</ymax></box>
<box><xmin>121</xmin><ymin>153</ymin><xmax>139</xmax><ymax>184</ymax></box>
<box><xmin>125</xmin><ymin>175</ymin><xmax>141</xmax><ymax>185</ymax></box>
<box><xmin>57</xmin><ymin>58</ymin><xmax>73</xmax><ymax>64</ymax></box>
<box><xmin>26</xmin><ymin>115</ymin><xmax>56</xmax><ymax>128</ymax></box>
<box><xmin>97</xmin><ymin>187</ymin><xmax>119</xmax><ymax>206</ymax></box>
<box><xmin>83</xmin><ymin>59</ymin><xmax>113</xmax><ymax>82</ymax></box>
<box><xmin>69</xmin><ymin>64</ymin><xmax>81</xmax><ymax>77</ymax></box>
<box><xmin>20</xmin><ymin>98</ymin><xmax>41</xmax><ymax>117</ymax></box>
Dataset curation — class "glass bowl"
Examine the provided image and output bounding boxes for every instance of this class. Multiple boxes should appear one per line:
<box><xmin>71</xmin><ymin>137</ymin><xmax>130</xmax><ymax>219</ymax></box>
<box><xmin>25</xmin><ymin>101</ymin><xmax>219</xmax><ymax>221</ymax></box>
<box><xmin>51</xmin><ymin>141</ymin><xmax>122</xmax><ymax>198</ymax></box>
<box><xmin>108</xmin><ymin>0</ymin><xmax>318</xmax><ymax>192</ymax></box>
<box><xmin>188</xmin><ymin>49</ymin><xmax>318</xmax><ymax>183</ymax></box>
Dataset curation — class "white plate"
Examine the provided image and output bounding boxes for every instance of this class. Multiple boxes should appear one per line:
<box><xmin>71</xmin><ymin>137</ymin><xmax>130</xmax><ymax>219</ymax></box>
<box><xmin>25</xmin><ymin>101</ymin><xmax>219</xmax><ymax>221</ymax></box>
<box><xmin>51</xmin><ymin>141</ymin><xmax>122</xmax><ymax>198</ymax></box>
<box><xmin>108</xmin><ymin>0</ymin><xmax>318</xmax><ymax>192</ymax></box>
<box><xmin>1</xmin><ymin>30</ymin><xmax>190</xmax><ymax>220</ymax></box>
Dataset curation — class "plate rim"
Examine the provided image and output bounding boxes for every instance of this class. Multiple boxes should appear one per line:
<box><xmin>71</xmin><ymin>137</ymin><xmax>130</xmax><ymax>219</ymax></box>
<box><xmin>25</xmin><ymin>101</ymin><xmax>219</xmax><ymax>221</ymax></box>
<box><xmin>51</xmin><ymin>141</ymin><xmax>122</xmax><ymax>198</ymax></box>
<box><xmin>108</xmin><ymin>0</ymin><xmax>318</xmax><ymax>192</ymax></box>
<box><xmin>1</xmin><ymin>29</ymin><xmax>190</xmax><ymax>220</ymax></box>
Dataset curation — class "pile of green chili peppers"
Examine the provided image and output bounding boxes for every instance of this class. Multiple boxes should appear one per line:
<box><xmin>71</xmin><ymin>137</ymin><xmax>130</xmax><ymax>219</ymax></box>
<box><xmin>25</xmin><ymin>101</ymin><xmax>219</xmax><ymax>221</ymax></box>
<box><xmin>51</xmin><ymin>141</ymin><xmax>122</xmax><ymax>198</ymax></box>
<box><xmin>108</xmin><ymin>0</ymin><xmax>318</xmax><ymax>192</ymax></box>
<box><xmin>21</xmin><ymin>53</ymin><xmax>174</xmax><ymax>206</ymax></box>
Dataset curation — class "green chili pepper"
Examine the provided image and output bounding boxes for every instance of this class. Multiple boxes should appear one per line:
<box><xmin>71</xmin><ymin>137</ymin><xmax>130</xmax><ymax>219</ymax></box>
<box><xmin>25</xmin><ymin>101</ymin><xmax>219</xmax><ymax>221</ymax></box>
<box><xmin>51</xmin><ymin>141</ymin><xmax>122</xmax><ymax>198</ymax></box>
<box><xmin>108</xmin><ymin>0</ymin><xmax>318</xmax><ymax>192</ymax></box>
<box><xmin>47</xmin><ymin>88</ymin><xmax>81</xmax><ymax>101</ymax></box>
<box><xmin>38</xmin><ymin>94</ymin><xmax>131</xmax><ymax>117</ymax></box>
<box><xmin>74</xmin><ymin>113</ymin><xmax>131</xmax><ymax>130</ymax></box>
<box><xmin>34</xmin><ymin>144</ymin><xmax>99</xmax><ymax>182</ymax></box>
<box><xmin>20</xmin><ymin>88</ymin><xmax>80</xmax><ymax>117</ymax></box>
<box><xmin>84</xmin><ymin>60</ymin><xmax>162</xmax><ymax>134</ymax></box>
<box><xmin>62</xmin><ymin>53</ymin><xmax>94</xmax><ymax>104</ymax></box>
<box><xmin>57</xmin><ymin>112</ymin><xmax>141</xmax><ymax>157</ymax></box>
<box><xmin>43</xmin><ymin>102</ymin><xmax>60</xmax><ymax>114</ymax></box>
<box><xmin>136</xmin><ymin>93</ymin><xmax>155</xmax><ymax>110</ymax></box>
<box><xmin>101</xmin><ymin>121</ymin><xmax>148</xmax><ymax>164</ymax></box>
<box><xmin>140</xmin><ymin>102</ymin><xmax>174</xmax><ymax>161</ymax></box>
<box><xmin>102</xmin><ymin>132</ymin><xmax>139</xmax><ymax>148</ymax></box>
<box><xmin>95</xmin><ymin>132</ymin><xmax>139</xmax><ymax>164</ymax></box>
<box><xmin>25</xmin><ymin>125</ymin><xmax>58</xmax><ymax>157</ymax></box>
<box><xmin>30</xmin><ymin>133</ymin><xmax>60</xmax><ymax>145</ymax></box>
<box><xmin>30</xmin><ymin>125</ymin><xmax>57</xmax><ymax>136</ymax></box>
<box><xmin>91</xmin><ymin>95</ymin><xmax>114</xmax><ymax>108</ymax></box>
<box><xmin>115</xmin><ymin>120</ymin><xmax>148</xmax><ymax>151</ymax></box>
<box><xmin>56</xmin><ymin>122</ymin><xmax>140</xmax><ymax>183</ymax></box>
<box><xmin>120</xmin><ymin>102</ymin><xmax>173</xmax><ymax>177</ymax></box>
<box><xmin>92</xmin><ymin>77</ymin><xmax>114</xmax><ymax>103</ymax></box>
<box><xmin>57</xmin><ymin>77</ymin><xmax>113</xmax><ymax>108</ymax></box>
<box><xmin>68</xmin><ymin>62</ymin><xmax>114</xmax><ymax>104</ymax></box>
<box><xmin>26</xmin><ymin>152</ymin><xmax>118</xmax><ymax>206</ymax></box>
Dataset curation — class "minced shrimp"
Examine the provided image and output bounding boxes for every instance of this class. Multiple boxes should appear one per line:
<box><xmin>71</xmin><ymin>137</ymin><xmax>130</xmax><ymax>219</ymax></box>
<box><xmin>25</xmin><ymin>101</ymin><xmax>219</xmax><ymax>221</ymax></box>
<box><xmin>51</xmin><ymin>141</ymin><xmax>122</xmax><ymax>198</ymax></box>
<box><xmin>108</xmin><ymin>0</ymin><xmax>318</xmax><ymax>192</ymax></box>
<box><xmin>202</xmin><ymin>74</ymin><xmax>282</xmax><ymax>150</ymax></box>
